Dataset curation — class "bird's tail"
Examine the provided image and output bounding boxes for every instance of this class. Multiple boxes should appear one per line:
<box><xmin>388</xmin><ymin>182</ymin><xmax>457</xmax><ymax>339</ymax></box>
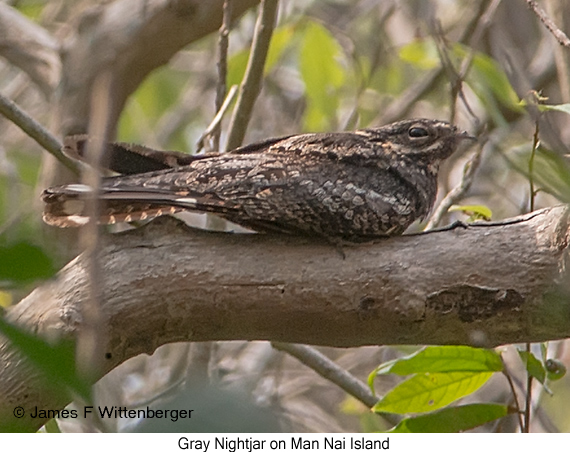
<box><xmin>42</xmin><ymin>184</ymin><xmax>185</xmax><ymax>227</ymax></box>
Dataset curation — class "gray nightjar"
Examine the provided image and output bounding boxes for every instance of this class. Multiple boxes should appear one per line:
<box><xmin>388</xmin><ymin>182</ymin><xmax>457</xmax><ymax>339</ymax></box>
<box><xmin>42</xmin><ymin>119</ymin><xmax>475</xmax><ymax>242</ymax></box>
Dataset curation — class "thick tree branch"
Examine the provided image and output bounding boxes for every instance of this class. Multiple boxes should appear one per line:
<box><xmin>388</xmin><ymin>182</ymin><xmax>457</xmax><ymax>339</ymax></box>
<box><xmin>0</xmin><ymin>3</ymin><xmax>61</xmax><ymax>97</ymax></box>
<box><xmin>1</xmin><ymin>205</ymin><xmax>569</xmax><ymax>431</ymax></box>
<box><xmin>58</xmin><ymin>0</ymin><xmax>260</xmax><ymax>136</ymax></box>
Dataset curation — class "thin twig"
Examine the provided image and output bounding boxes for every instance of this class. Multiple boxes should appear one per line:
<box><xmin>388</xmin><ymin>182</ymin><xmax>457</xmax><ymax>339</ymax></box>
<box><xmin>0</xmin><ymin>92</ymin><xmax>77</xmax><ymax>173</ymax></box>
<box><xmin>433</xmin><ymin>0</ymin><xmax>501</xmax><ymax>124</ymax></box>
<box><xmin>212</xmin><ymin>0</ymin><xmax>233</xmax><ymax>153</ymax></box>
<box><xmin>271</xmin><ymin>342</ymin><xmax>384</xmax><ymax>411</ymax></box>
<box><xmin>501</xmin><ymin>356</ymin><xmax>525</xmax><ymax>431</ymax></box>
<box><xmin>507</xmin><ymin>362</ymin><xmax>559</xmax><ymax>433</ymax></box>
<box><xmin>377</xmin><ymin>69</ymin><xmax>441</xmax><ymax>125</ymax></box>
<box><xmin>76</xmin><ymin>72</ymin><xmax>113</xmax><ymax>383</ymax></box>
<box><xmin>546</xmin><ymin>0</ymin><xmax>570</xmax><ymax>103</ymax></box>
<box><xmin>529</xmin><ymin>121</ymin><xmax>540</xmax><ymax>212</ymax></box>
<box><xmin>196</xmin><ymin>85</ymin><xmax>238</xmax><ymax>152</ymax></box>
<box><xmin>376</xmin><ymin>0</ymin><xmax>491</xmax><ymax>125</ymax></box>
<box><xmin>526</xmin><ymin>0</ymin><xmax>570</xmax><ymax>47</ymax></box>
<box><xmin>523</xmin><ymin>343</ymin><xmax>533</xmax><ymax>433</ymax></box>
<box><xmin>424</xmin><ymin>142</ymin><xmax>484</xmax><ymax>230</ymax></box>
<box><xmin>225</xmin><ymin>0</ymin><xmax>279</xmax><ymax>151</ymax></box>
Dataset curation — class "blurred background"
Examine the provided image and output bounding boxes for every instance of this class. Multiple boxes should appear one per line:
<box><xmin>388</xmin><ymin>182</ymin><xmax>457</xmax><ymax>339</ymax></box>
<box><xmin>1</xmin><ymin>0</ymin><xmax>570</xmax><ymax>432</ymax></box>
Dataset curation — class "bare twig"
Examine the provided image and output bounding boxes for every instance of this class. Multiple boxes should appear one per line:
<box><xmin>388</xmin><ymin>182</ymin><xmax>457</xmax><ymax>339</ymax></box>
<box><xmin>526</xmin><ymin>0</ymin><xmax>570</xmax><ymax>47</ymax></box>
<box><xmin>524</xmin><ymin>121</ymin><xmax>540</xmax><ymax>433</ymax></box>
<box><xmin>529</xmin><ymin>121</ymin><xmax>540</xmax><ymax>212</ymax></box>
<box><xmin>501</xmin><ymin>357</ymin><xmax>525</xmax><ymax>431</ymax></box>
<box><xmin>433</xmin><ymin>0</ymin><xmax>501</xmax><ymax>124</ymax></box>
<box><xmin>523</xmin><ymin>343</ymin><xmax>533</xmax><ymax>433</ymax></box>
<box><xmin>212</xmin><ymin>0</ymin><xmax>233</xmax><ymax>153</ymax></box>
<box><xmin>0</xmin><ymin>92</ymin><xmax>76</xmax><ymax>173</ymax></box>
<box><xmin>546</xmin><ymin>0</ymin><xmax>570</xmax><ymax>103</ymax></box>
<box><xmin>196</xmin><ymin>85</ymin><xmax>238</xmax><ymax>152</ymax></box>
<box><xmin>76</xmin><ymin>72</ymin><xmax>114</xmax><ymax>383</ymax></box>
<box><xmin>225</xmin><ymin>0</ymin><xmax>279</xmax><ymax>150</ymax></box>
<box><xmin>377</xmin><ymin>69</ymin><xmax>442</xmax><ymax>125</ymax></box>
<box><xmin>507</xmin><ymin>362</ymin><xmax>560</xmax><ymax>432</ymax></box>
<box><xmin>376</xmin><ymin>1</ymin><xmax>491</xmax><ymax>125</ymax></box>
<box><xmin>424</xmin><ymin>142</ymin><xmax>483</xmax><ymax>230</ymax></box>
<box><xmin>271</xmin><ymin>342</ymin><xmax>379</xmax><ymax>409</ymax></box>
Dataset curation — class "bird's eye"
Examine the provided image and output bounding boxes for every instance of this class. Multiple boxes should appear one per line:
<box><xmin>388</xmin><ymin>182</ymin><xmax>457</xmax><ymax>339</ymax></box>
<box><xmin>408</xmin><ymin>126</ymin><xmax>429</xmax><ymax>138</ymax></box>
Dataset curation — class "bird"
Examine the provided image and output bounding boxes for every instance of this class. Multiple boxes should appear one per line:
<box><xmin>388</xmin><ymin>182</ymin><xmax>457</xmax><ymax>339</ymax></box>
<box><xmin>42</xmin><ymin>119</ymin><xmax>475</xmax><ymax>242</ymax></box>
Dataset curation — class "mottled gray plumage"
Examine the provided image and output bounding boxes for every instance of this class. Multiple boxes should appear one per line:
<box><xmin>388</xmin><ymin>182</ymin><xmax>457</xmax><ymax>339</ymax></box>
<box><xmin>42</xmin><ymin>119</ymin><xmax>474</xmax><ymax>241</ymax></box>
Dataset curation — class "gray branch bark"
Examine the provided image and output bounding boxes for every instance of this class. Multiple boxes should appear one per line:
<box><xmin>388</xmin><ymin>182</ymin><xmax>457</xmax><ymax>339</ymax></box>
<box><xmin>0</xmin><ymin>3</ymin><xmax>61</xmax><ymax>97</ymax></box>
<box><xmin>1</xmin><ymin>205</ymin><xmax>569</xmax><ymax>431</ymax></box>
<box><xmin>57</xmin><ymin>0</ymin><xmax>259</xmax><ymax>136</ymax></box>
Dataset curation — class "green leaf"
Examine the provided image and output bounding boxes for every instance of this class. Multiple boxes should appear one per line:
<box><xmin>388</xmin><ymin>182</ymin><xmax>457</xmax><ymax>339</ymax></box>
<box><xmin>449</xmin><ymin>204</ymin><xmax>493</xmax><ymax>221</ymax></box>
<box><xmin>227</xmin><ymin>49</ymin><xmax>250</xmax><ymax>88</ymax></box>
<box><xmin>43</xmin><ymin>418</ymin><xmax>62</xmax><ymax>433</ymax></box>
<box><xmin>508</xmin><ymin>144</ymin><xmax>570</xmax><ymax>202</ymax></box>
<box><xmin>0</xmin><ymin>242</ymin><xmax>56</xmax><ymax>286</ymax></box>
<box><xmin>372</xmin><ymin>345</ymin><xmax>503</xmax><ymax>377</ymax></box>
<box><xmin>468</xmin><ymin>51</ymin><xmax>522</xmax><ymax>111</ymax></box>
<box><xmin>518</xmin><ymin>350</ymin><xmax>546</xmax><ymax>384</ymax></box>
<box><xmin>265</xmin><ymin>25</ymin><xmax>295</xmax><ymax>73</ymax></box>
<box><xmin>0</xmin><ymin>316</ymin><xmax>91</xmax><ymax>401</ymax></box>
<box><xmin>399</xmin><ymin>40</ymin><xmax>440</xmax><ymax>70</ymax></box>
<box><xmin>119</xmin><ymin>66</ymin><xmax>186</xmax><ymax>142</ymax></box>
<box><xmin>539</xmin><ymin>103</ymin><xmax>570</xmax><ymax>115</ymax></box>
<box><xmin>453</xmin><ymin>44</ymin><xmax>523</xmax><ymax>121</ymax></box>
<box><xmin>15</xmin><ymin>1</ymin><xmax>45</xmax><ymax>21</ymax></box>
<box><xmin>387</xmin><ymin>403</ymin><xmax>508</xmax><ymax>433</ymax></box>
<box><xmin>300</xmin><ymin>21</ymin><xmax>346</xmax><ymax>130</ymax></box>
<box><xmin>372</xmin><ymin>371</ymin><xmax>494</xmax><ymax>414</ymax></box>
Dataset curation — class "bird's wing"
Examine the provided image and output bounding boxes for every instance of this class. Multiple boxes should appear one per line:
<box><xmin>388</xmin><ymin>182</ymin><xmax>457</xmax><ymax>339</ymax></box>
<box><xmin>41</xmin><ymin>153</ymin><xmax>293</xmax><ymax>228</ymax></box>
<box><xmin>62</xmin><ymin>135</ymin><xmax>201</xmax><ymax>175</ymax></box>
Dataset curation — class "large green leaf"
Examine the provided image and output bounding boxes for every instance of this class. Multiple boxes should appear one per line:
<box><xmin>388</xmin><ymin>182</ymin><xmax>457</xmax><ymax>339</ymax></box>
<box><xmin>0</xmin><ymin>241</ymin><xmax>56</xmax><ymax>286</ymax></box>
<box><xmin>0</xmin><ymin>316</ymin><xmax>91</xmax><ymax>401</ymax></box>
<box><xmin>451</xmin><ymin>44</ymin><xmax>523</xmax><ymax>125</ymax></box>
<box><xmin>387</xmin><ymin>403</ymin><xmax>508</xmax><ymax>433</ymax></box>
<box><xmin>468</xmin><ymin>52</ymin><xmax>522</xmax><ymax>111</ymax></box>
<box><xmin>508</xmin><ymin>144</ymin><xmax>570</xmax><ymax>202</ymax></box>
<box><xmin>372</xmin><ymin>371</ymin><xmax>494</xmax><ymax>414</ymax></box>
<box><xmin>371</xmin><ymin>345</ymin><xmax>503</xmax><ymax>378</ymax></box>
<box><xmin>539</xmin><ymin>103</ymin><xmax>570</xmax><ymax>115</ymax></box>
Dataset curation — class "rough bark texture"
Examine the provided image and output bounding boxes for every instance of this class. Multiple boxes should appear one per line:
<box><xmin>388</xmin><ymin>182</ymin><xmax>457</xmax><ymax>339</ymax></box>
<box><xmin>1</xmin><ymin>205</ymin><xmax>569</xmax><ymax>431</ymax></box>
